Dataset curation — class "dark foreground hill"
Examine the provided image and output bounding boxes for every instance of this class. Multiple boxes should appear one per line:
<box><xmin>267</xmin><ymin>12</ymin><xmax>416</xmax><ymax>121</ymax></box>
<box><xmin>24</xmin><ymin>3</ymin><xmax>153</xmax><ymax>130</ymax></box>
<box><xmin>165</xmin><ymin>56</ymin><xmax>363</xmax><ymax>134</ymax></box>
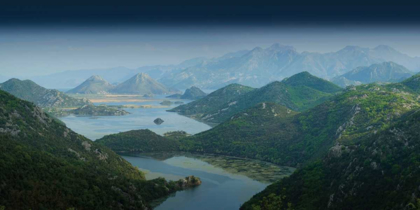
<box><xmin>242</xmin><ymin>108</ymin><xmax>420</xmax><ymax>210</ymax></box>
<box><xmin>0</xmin><ymin>90</ymin><xmax>198</xmax><ymax>210</ymax></box>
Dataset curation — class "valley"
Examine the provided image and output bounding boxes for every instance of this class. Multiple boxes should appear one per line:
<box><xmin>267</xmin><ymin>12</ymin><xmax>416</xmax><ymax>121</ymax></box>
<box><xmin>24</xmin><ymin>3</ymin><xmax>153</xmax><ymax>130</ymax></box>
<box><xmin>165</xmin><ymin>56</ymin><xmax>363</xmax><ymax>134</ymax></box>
<box><xmin>2</xmin><ymin>37</ymin><xmax>420</xmax><ymax>209</ymax></box>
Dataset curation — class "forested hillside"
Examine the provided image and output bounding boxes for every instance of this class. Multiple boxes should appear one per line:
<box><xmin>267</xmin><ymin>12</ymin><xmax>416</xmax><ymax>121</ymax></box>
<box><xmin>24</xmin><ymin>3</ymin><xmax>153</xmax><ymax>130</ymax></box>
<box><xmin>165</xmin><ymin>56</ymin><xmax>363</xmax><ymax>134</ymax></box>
<box><xmin>0</xmin><ymin>90</ymin><xmax>196</xmax><ymax>210</ymax></box>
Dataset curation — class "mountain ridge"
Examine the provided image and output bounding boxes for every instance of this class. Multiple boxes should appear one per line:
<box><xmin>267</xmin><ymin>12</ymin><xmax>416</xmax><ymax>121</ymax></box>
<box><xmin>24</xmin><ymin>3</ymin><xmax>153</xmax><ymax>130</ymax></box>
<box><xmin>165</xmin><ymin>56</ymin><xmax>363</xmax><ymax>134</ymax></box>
<box><xmin>158</xmin><ymin>44</ymin><xmax>420</xmax><ymax>89</ymax></box>
<box><xmin>0</xmin><ymin>78</ymin><xmax>91</xmax><ymax>108</ymax></box>
<box><xmin>67</xmin><ymin>75</ymin><xmax>115</xmax><ymax>94</ymax></box>
<box><xmin>170</xmin><ymin>72</ymin><xmax>342</xmax><ymax>124</ymax></box>
<box><xmin>331</xmin><ymin>62</ymin><xmax>414</xmax><ymax>87</ymax></box>
<box><xmin>111</xmin><ymin>73</ymin><xmax>176</xmax><ymax>95</ymax></box>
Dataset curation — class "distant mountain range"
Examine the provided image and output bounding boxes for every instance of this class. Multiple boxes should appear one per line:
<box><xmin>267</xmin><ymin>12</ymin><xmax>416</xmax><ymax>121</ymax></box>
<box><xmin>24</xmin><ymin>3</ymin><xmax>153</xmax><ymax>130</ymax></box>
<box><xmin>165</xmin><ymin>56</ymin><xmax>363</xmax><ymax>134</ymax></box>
<box><xmin>0</xmin><ymin>78</ymin><xmax>91</xmax><ymax>108</ymax></box>
<box><xmin>28</xmin><ymin>57</ymin><xmax>208</xmax><ymax>89</ymax></box>
<box><xmin>158</xmin><ymin>44</ymin><xmax>420</xmax><ymax>89</ymax></box>
<box><xmin>111</xmin><ymin>73</ymin><xmax>177</xmax><ymax>95</ymax></box>
<box><xmin>331</xmin><ymin>62</ymin><xmax>414</xmax><ymax>87</ymax></box>
<box><xmin>170</xmin><ymin>72</ymin><xmax>342</xmax><ymax>124</ymax></box>
<box><xmin>23</xmin><ymin>44</ymin><xmax>420</xmax><ymax>90</ymax></box>
<box><xmin>67</xmin><ymin>73</ymin><xmax>178</xmax><ymax>95</ymax></box>
<box><xmin>0</xmin><ymin>78</ymin><xmax>131</xmax><ymax>117</ymax></box>
<box><xmin>67</xmin><ymin>75</ymin><xmax>115</xmax><ymax>94</ymax></box>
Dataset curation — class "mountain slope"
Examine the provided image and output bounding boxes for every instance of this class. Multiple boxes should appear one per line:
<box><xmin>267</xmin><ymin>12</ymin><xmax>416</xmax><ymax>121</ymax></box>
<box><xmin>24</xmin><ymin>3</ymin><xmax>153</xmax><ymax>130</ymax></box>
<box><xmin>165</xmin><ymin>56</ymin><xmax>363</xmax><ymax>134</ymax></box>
<box><xmin>96</xmin><ymin>129</ymin><xmax>181</xmax><ymax>153</ymax></box>
<box><xmin>170</xmin><ymin>72</ymin><xmax>342</xmax><ymax>124</ymax></box>
<box><xmin>67</xmin><ymin>75</ymin><xmax>115</xmax><ymax>94</ymax></box>
<box><xmin>178</xmin><ymin>82</ymin><xmax>420</xmax><ymax>166</ymax></box>
<box><xmin>400</xmin><ymin>74</ymin><xmax>420</xmax><ymax>93</ymax></box>
<box><xmin>242</xmin><ymin>108</ymin><xmax>420</xmax><ymax>210</ymax></box>
<box><xmin>0</xmin><ymin>78</ymin><xmax>91</xmax><ymax>108</ymax></box>
<box><xmin>169</xmin><ymin>83</ymin><xmax>255</xmax><ymax>123</ymax></box>
<box><xmin>0</xmin><ymin>90</ymin><xmax>197</xmax><ymax>209</ymax></box>
<box><xmin>167</xmin><ymin>86</ymin><xmax>207</xmax><ymax>100</ymax></box>
<box><xmin>181</xmin><ymin>86</ymin><xmax>207</xmax><ymax>99</ymax></box>
<box><xmin>158</xmin><ymin>44</ymin><xmax>420</xmax><ymax>89</ymax></box>
<box><xmin>331</xmin><ymin>62</ymin><xmax>414</xmax><ymax>87</ymax></box>
<box><xmin>111</xmin><ymin>73</ymin><xmax>175</xmax><ymax>95</ymax></box>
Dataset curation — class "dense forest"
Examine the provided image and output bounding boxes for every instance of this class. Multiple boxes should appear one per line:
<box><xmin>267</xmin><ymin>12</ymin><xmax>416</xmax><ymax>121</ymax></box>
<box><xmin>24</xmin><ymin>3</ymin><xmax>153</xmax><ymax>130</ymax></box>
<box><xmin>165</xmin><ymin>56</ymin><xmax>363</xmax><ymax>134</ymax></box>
<box><xmin>242</xmin><ymin>108</ymin><xmax>420</xmax><ymax>210</ymax></box>
<box><xmin>0</xmin><ymin>90</ymin><xmax>196</xmax><ymax>210</ymax></box>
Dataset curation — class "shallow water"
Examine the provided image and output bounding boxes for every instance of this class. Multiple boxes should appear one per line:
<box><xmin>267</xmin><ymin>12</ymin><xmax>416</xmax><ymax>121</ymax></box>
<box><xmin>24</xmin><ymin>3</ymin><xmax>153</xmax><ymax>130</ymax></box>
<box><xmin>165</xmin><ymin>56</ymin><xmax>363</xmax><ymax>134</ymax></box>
<box><xmin>123</xmin><ymin>154</ymin><xmax>295</xmax><ymax>210</ymax></box>
<box><xmin>59</xmin><ymin>99</ymin><xmax>211</xmax><ymax>140</ymax></box>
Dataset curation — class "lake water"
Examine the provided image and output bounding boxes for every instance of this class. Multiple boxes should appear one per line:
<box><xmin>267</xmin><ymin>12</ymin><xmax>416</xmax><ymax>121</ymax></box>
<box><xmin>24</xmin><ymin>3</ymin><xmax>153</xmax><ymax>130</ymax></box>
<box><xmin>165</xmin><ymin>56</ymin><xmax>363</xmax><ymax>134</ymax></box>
<box><xmin>123</xmin><ymin>153</ymin><xmax>295</xmax><ymax>210</ymax></box>
<box><xmin>59</xmin><ymin>97</ymin><xmax>294</xmax><ymax>209</ymax></box>
<box><xmin>59</xmin><ymin>99</ymin><xmax>211</xmax><ymax>140</ymax></box>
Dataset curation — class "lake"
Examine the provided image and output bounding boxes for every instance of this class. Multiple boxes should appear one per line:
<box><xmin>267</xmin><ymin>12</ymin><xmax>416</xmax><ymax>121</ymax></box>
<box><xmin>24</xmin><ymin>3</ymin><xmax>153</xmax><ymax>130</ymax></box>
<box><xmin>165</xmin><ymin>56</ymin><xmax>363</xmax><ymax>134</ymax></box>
<box><xmin>59</xmin><ymin>99</ymin><xmax>211</xmax><ymax>140</ymax></box>
<box><xmin>59</xmin><ymin>97</ymin><xmax>294</xmax><ymax>209</ymax></box>
<box><xmin>123</xmin><ymin>153</ymin><xmax>295</xmax><ymax>210</ymax></box>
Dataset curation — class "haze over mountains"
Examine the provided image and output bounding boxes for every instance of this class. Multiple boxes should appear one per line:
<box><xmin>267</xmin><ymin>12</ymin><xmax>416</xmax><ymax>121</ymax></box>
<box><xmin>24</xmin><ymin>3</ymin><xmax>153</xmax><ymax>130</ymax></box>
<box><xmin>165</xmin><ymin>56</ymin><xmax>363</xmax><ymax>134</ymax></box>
<box><xmin>15</xmin><ymin>44</ymin><xmax>420</xmax><ymax>90</ymax></box>
<box><xmin>26</xmin><ymin>57</ymin><xmax>208</xmax><ymax>89</ymax></box>
<box><xmin>161</xmin><ymin>44</ymin><xmax>420</xmax><ymax>89</ymax></box>
<box><xmin>332</xmin><ymin>62</ymin><xmax>414</xmax><ymax>87</ymax></box>
<box><xmin>67</xmin><ymin>75</ymin><xmax>115</xmax><ymax>94</ymax></box>
<box><xmin>111</xmin><ymin>73</ymin><xmax>176</xmax><ymax>95</ymax></box>
<box><xmin>68</xmin><ymin>73</ymin><xmax>178</xmax><ymax>95</ymax></box>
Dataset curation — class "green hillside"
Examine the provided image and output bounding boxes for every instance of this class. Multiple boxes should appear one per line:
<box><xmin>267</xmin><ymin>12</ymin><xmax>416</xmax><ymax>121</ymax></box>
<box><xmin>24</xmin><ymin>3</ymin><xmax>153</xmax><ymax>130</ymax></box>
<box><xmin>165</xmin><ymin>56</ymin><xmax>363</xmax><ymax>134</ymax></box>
<box><xmin>242</xmin><ymin>108</ymin><xmax>420</xmax><ymax>210</ymax></box>
<box><xmin>169</xmin><ymin>83</ymin><xmax>255</xmax><ymax>122</ymax></box>
<box><xmin>170</xmin><ymin>72</ymin><xmax>342</xmax><ymax>124</ymax></box>
<box><xmin>0</xmin><ymin>90</ymin><xmax>197</xmax><ymax>210</ymax></box>
<box><xmin>179</xmin><ymin>83</ymin><xmax>419</xmax><ymax>166</ymax></box>
<box><xmin>96</xmin><ymin>129</ymin><xmax>181</xmax><ymax>153</ymax></box>
<box><xmin>0</xmin><ymin>78</ymin><xmax>90</xmax><ymax>108</ymax></box>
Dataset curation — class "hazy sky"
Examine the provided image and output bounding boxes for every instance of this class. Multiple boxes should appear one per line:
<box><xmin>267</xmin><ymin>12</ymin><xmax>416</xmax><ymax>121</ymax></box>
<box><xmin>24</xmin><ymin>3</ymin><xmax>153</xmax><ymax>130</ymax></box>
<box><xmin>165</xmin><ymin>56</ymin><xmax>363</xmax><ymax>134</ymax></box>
<box><xmin>1</xmin><ymin>4</ymin><xmax>420</xmax><ymax>77</ymax></box>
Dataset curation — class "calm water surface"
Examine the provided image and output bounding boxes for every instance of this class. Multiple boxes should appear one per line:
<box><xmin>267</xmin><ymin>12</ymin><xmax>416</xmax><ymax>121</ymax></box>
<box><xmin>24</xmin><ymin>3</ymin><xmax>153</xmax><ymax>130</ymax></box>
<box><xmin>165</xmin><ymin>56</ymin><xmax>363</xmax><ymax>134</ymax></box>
<box><xmin>123</xmin><ymin>154</ymin><xmax>294</xmax><ymax>210</ymax></box>
<box><xmin>60</xmin><ymin>98</ymin><xmax>294</xmax><ymax>209</ymax></box>
<box><xmin>59</xmin><ymin>99</ymin><xmax>211</xmax><ymax>140</ymax></box>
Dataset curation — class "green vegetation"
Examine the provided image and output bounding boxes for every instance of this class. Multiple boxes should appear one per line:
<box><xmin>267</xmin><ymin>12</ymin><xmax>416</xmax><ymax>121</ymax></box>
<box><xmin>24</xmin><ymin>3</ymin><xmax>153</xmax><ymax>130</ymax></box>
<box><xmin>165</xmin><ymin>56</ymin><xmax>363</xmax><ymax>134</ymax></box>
<box><xmin>181</xmin><ymin>86</ymin><xmax>207</xmax><ymax>99</ymax></box>
<box><xmin>179</xmin><ymin>83</ymin><xmax>419</xmax><ymax>166</ymax></box>
<box><xmin>163</xmin><ymin>131</ymin><xmax>191</xmax><ymax>139</ymax></box>
<box><xmin>0</xmin><ymin>78</ymin><xmax>91</xmax><ymax>108</ymax></box>
<box><xmin>160</xmin><ymin>100</ymin><xmax>173</xmax><ymax>106</ymax></box>
<box><xmin>0</xmin><ymin>90</ymin><xmax>196</xmax><ymax>209</ymax></box>
<box><xmin>166</xmin><ymin>86</ymin><xmax>207</xmax><ymax>100</ymax></box>
<box><xmin>170</xmin><ymin>72</ymin><xmax>342</xmax><ymax>124</ymax></box>
<box><xmin>96</xmin><ymin>129</ymin><xmax>181</xmax><ymax>153</ymax></box>
<box><xmin>242</xmin><ymin>109</ymin><xmax>420</xmax><ymax>210</ymax></box>
<box><xmin>69</xmin><ymin>105</ymin><xmax>130</xmax><ymax>116</ymax></box>
<box><xmin>169</xmin><ymin>83</ymin><xmax>255</xmax><ymax>121</ymax></box>
<box><xmin>400</xmin><ymin>73</ymin><xmax>420</xmax><ymax>93</ymax></box>
<box><xmin>44</xmin><ymin>105</ymin><xmax>129</xmax><ymax>117</ymax></box>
